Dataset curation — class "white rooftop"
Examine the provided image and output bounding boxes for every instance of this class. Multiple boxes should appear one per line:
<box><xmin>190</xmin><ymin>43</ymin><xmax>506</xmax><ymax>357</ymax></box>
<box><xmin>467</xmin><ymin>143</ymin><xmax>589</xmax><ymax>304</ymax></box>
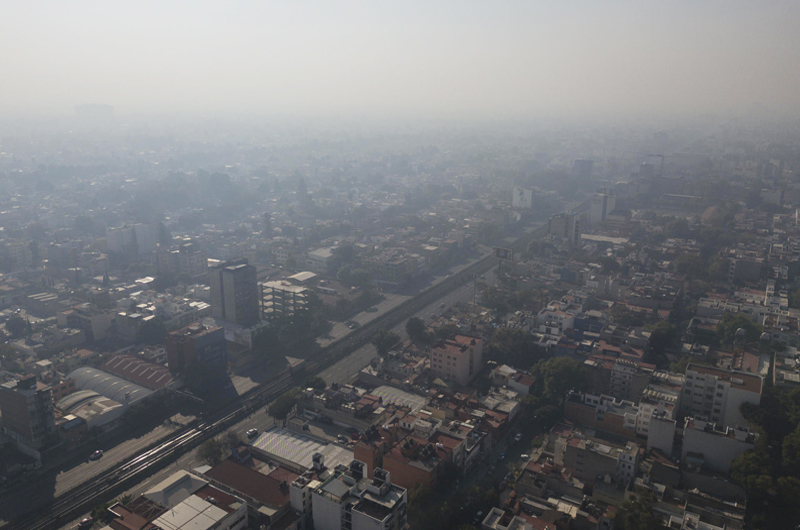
<box><xmin>151</xmin><ymin>494</ymin><xmax>227</xmax><ymax>530</ymax></box>
<box><xmin>251</xmin><ymin>427</ymin><xmax>353</xmax><ymax>470</ymax></box>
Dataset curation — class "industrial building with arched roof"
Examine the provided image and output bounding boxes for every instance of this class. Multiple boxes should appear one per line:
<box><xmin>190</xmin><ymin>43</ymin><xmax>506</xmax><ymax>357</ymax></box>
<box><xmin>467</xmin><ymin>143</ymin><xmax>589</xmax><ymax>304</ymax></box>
<box><xmin>67</xmin><ymin>366</ymin><xmax>154</xmax><ymax>406</ymax></box>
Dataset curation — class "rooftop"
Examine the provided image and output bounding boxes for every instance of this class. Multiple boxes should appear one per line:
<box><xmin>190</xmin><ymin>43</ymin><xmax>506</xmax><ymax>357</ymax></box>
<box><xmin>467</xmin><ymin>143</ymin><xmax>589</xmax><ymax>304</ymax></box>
<box><xmin>204</xmin><ymin>458</ymin><xmax>297</xmax><ymax>508</ymax></box>
<box><xmin>686</xmin><ymin>364</ymin><xmax>763</xmax><ymax>395</ymax></box>
<box><xmin>250</xmin><ymin>427</ymin><xmax>354</xmax><ymax>471</ymax></box>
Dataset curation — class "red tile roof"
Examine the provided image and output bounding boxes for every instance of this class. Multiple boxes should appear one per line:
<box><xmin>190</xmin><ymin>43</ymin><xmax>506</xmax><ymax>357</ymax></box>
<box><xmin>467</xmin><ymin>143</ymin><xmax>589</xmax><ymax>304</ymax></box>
<box><xmin>101</xmin><ymin>354</ymin><xmax>174</xmax><ymax>390</ymax></box>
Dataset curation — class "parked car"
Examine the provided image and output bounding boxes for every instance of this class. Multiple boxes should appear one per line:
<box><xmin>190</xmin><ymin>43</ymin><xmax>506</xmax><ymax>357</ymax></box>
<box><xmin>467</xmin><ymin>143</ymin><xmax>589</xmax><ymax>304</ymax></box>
<box><xmin>521</xmin><ymin>454</ymin><xmax>530</xmax><ymax>460</ymax></box>
<box><xmin>89</xmin><ymin>450</ymin><xmax>103</xmax><ymax>461</ymax></box>
<box><xmin>246</xmin><ymin>428</ymin><xmax>258</xmax><ymax>438</ymax></box>
<box><xmin>78</xmin><ymin>517</ymin><xmax>93</xmax><ymax>528</ymax></box>
<box><xmin>499</xmin><ymin>481</ymin><xmax>508</xmax><ymax>492</ymax></box>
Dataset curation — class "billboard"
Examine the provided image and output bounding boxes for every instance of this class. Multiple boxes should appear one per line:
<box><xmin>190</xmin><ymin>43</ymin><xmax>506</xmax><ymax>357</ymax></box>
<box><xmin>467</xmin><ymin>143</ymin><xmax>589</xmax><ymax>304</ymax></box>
<box><xmin>493</xmin><ymin>247</ymin><xmax>513</xmax><ymax>262</ymax></box>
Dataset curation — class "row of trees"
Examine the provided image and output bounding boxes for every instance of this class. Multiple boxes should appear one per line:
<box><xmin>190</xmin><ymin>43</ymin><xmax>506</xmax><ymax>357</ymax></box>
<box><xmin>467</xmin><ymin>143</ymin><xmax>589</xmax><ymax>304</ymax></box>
<box><xmin>728</xmin><ymin>385</ymin><xmax>800</xmax><ymax>528</ymax></box>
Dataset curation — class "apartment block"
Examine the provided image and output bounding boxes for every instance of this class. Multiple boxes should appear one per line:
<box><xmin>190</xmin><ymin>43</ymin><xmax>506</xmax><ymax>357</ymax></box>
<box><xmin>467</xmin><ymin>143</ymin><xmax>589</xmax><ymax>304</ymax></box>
<box><xmin>680</xmin><ymin>364</ymin><xmax>762</xmax><ymax>429</ymax></box>
<box><xmin>0</xmin><ymin>376</ymin><xmax>57</xmax><ymax>450</ymax></box>
<box><xmin>428</xmin><ymin>334</ymin><xmax>483</xmax><ymax>386</ymax></box>
<box><xmin>682</xmin><ymin>418</ymin><xmax>758</xmax><ymax>474</ymax></box>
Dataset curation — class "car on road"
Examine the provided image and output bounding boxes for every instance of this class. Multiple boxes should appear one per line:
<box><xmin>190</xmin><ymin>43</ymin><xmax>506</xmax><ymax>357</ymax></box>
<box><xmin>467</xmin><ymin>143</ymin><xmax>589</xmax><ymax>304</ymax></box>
<box><xmin>89</xmin><ymin>450</ymin><xmax>103</xmax><ymax>461</ymax></box>
<box><xmin>514</xmin><ymin>433</ymin><xmax>522</xmax><ymax>442</ymax></box>
<box><xmin>246</xmin><ymin>428</ymin><xmax>258</xmax><ymax>439</ymax></box>
<box><xmin>499</xmin><ymin>481</ymin><xmax>507</xmax><ymax>492</ymax></box>
<box><xmin>78</xmin><ymin>517</ymin><xmax>93</xmax><ymax>528</ymax></box>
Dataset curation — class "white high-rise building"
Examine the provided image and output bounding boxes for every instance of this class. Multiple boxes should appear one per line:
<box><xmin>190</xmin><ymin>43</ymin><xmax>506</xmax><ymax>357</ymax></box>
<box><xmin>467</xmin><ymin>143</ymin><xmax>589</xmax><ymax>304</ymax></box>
<box><xmin>548</xmin><ymin>212</ymin><xmax>581</xmax><ymax>248</ymax></box>
<box><xmin>512</xmin><ymin>188</ymin><xmax>533</xmax><ymax>209</ymax></box>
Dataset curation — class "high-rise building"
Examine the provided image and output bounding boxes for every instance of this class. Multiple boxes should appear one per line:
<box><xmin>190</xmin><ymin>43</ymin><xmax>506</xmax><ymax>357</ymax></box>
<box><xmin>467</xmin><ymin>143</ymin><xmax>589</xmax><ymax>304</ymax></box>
<box><xmin>548</xmin><ymin>212</ymin><xmax>582</xmax><ymax>248</ymax></box>
<box><xmin>589</xmin><ymin>191</ymin><xmax>616</xmax><ymax>225</ymax></box>
<box><xmin>511</xmin><ymin>188</ymin><xmax>533</xmax><ymax>209</ymax></box>
<box><xmin>209</xmin><ymin>259</ymin><xmax>259</xmax><ymax>327</ymax></box>
<box><xmin>106</xmin><ymin>224</ymin><xmax>157</xmax><ymax>255</ymax></box>
<box><xmin>165</xmin><ymin>322</ymin><xmax>227</xmax><ymax>376</ymax></box>
<box><xmin>0</xmin><ymin>376</ymin><xmax>57</xmax><ymax>450</ymax></box>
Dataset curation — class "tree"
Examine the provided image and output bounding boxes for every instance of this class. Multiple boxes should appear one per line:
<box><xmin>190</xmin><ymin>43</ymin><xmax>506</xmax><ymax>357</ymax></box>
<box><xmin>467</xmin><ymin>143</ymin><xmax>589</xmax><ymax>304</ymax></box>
<box><xmin>5</xmin><ymin>315</ymin><xmax>27</xmax><ymax>339</ymax></box>
<box><xmin>303</xmin><ymin>376</ymin><xmax>327</xmax><ymax>391</ymax></box>
<box><xmin>716</xmin><ymin>313</ymin><xmax>763</xmax><ymax>345</ymax></box>
<box><xmin>197</xmin><ymin>438</ymin><xmax>224</xmax><ymax>466</ymax></box>
<box><xmin>730</xmin><ymin>450</ymin><xmax>773</xmax><ymax>499</ymax></box>
<box><xmin>268</xmin><ymin>387</ymin><xmax>301</xmax><ymax>420</ymax></box>
<box><xmin>371</xmin><ymin>329</ymin><xmax>400</xmax><ymax>357</ymax></box>
<box><xmin>670</xmin><ymin>356</ymin><xmax>692</xmax><ymax>374</ymax></box>
<box><xmin>707</xmin><ymin>258</ymin><xmax>728</xmax><ymax>283</ymax></box>
<box><xmin>222</xmin><ymin>430</ymin><xmax>241</xmax><ymax>453</ymax></box>
<box><xmin>0</xmin><ymin>344</ymin><xmax>17</xmax><ymax>363</ymax></box>
<box><xmin>649</xmin><ymin>321</ymin><xmax>676</xmax><ymax>356</ymax></box>
<box><xmin>777</xmin><ymin>476</ymin><xmax>800</xmax><ymax>512</ymax></box>
<box><xmin>674</xmin><ymin>254</ymin><xmax>707</xmax><ymax>279</ymax></box>
<box><xmin>434</xmin><ymin>323</ymin><xmax>460</xmax><ymax>341</ymax></box>
<box><xmin>534</xmin><ymin>404</ymin><xmax>562</xmax><ymax>429</ymax></box>
<box><xmin>782</xmin><ymin>428</ymin><xmax>800</xmax><ymax>477</ymax></box>
<box><xmin>531</xmin><ymin>357</ymin><xmax>586</xmax><ymax>402</ymax></box>
<box><xmin>617</xmin><ymin>491</ymin><xmax>663</xmax><ymax>530</ymax></box>
<box><xmin>406</xmin><ymin>317</ymin><xmax>429</xmax><ymax>343</ymax></box>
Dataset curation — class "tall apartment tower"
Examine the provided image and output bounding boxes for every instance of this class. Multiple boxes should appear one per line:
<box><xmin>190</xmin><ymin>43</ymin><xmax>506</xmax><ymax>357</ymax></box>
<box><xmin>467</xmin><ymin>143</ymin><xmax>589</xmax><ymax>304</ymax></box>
<box><xmin>548</xmin><ymin>212</ymin><xmax>582</xmax><ymax>248</ymax></box>
<box><xmin>512</xmin><ymin>188</ymin><xmax>534</xmax><ymax>209</ymax></box>
<box><xmin>0</xmin><ymin>376</ymin><xmax>57</xmax><ymax>450</ymax></box>
<box><xmin>209</xmin><ymin>258</ymin><xmax>260</xmax><ymax>327</ymax></box>
<box><xmin>590</xmin><ymin>191</ymin><xmax>616</xmax><ymax>225</ymax></box>
<box><xmin>166</xmin><ymin>322</ymin><xmax>227</xmax><ymax>376</ymax></box>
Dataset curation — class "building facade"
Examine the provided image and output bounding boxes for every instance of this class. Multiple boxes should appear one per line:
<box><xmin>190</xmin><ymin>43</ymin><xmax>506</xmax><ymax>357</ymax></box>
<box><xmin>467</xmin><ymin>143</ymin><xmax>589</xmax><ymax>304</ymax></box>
<box><xmin>0</xmin><ymin>376</ymin><xmax>57</xmax><ymax>450</ymax></box>
<box><xmin>210</xmin><ymin>259</ymin><xmax>260</xmax><ymax>327</ymax></box>
<box><xmin>166</xmin><ymin>322</ymin><xmax>227</xmax><ymax>376</ymax></box>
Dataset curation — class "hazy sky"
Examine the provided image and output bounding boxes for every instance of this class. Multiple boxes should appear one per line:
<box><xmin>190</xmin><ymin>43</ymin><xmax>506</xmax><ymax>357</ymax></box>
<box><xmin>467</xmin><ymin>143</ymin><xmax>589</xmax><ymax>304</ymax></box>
<box><xmin>3</xmin><ymin>1</ymin><xmax>799</xmax><ymax>120</ymax></box>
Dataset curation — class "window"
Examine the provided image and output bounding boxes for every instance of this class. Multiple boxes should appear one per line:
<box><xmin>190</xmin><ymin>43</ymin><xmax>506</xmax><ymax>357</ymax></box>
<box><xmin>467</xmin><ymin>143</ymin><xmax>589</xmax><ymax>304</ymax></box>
<box><xmin>716</xmin><ymin>392</ymin><xmax>723</xmax><ymax>398</ymax></box>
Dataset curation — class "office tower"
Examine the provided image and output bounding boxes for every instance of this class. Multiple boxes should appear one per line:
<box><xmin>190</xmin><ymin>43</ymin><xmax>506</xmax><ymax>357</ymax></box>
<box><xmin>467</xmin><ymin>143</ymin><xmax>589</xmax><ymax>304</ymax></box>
<box><xmin>548</xmin><ymin>212</ymin><xmax>582</xmax><ymax>248</ymax></box>
<box><xmin>209</xmin><ymin>259</ymin><xmax>259</xmax><ymax>327</ymax></box>
<box><xmin>166</xmin><ymin>322</ymin><xmax>227</xmax><ymax>376</ymax></box>
<box><xmin>589</xmin><ymin>191</ymin><xmax>616</xmax><ymax>224</ymax></box>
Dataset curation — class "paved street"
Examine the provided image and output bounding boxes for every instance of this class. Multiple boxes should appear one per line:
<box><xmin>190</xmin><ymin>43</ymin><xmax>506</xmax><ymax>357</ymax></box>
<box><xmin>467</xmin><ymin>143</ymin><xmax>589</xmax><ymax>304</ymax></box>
<box><xmin>319</xmin><ymin>266</ymin><xmax>496</xmax><ymax>386</ymax></box>
<box><xmin>0</xmin><ymin>421</ymin><xmax>185</xmax><ymax>527</ymax></box>
<box><xmin>42</xmin><ymin>257</ymin><xmax>499</xmax><ymax>530</ymax></box>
